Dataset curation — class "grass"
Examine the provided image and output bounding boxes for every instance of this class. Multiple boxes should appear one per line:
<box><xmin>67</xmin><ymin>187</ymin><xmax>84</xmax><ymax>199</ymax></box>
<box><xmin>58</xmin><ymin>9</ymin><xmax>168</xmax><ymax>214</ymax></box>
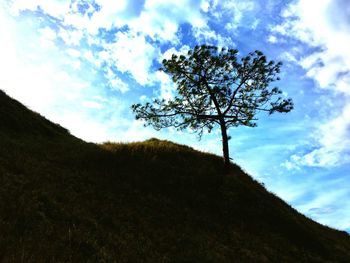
<box><xmin>0</xmin><ymin>89</ymin><xmax>350</xmax><ymax>262</ymax></box>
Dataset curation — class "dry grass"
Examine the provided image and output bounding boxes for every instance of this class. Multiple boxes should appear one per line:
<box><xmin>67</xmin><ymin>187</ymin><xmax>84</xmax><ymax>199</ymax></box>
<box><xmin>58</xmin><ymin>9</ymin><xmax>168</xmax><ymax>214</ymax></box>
<box><xmin>0</xmin><ymin>89</ymin><xmax>349</xmax><ymax>262</ymax></box>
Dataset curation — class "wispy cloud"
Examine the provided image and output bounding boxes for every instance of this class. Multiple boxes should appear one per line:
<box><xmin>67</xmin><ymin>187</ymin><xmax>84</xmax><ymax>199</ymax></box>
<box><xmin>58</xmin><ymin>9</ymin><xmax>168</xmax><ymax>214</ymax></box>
<box><xmin>273</xmin><ymin>0</ymin><xmax>350</xmax><ymax>168</ymax></box>
<box><xmin>98</xmin><ymin>31</ymin><xmax>160</xmax><ymax>86</ymax></box>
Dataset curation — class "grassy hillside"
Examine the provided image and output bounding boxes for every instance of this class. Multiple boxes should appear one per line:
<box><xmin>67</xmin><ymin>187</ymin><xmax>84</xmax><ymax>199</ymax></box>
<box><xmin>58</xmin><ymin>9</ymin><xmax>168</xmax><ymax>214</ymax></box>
<box><xmin>0</xmin><ymin>89</ymin><xmax>349</xmax><ymax>262</ymax></box>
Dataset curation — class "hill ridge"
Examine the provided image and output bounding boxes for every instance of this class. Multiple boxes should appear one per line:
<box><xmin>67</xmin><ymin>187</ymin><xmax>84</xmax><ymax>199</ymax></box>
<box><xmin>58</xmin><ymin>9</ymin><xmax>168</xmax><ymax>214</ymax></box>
<box><xmin>0</xmin><ymin>89</ymin><xmax>349</xmax><ymax>262</ymax></box>
<box><xmin>0</xmin><ymin>90</ymin><xmax>69</xmax><ymax>138</ymax></box>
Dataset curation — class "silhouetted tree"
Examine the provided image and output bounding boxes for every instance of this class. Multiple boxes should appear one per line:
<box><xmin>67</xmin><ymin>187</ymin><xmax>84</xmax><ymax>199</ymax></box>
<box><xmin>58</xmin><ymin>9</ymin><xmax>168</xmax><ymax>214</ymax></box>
<box><xmin>132</xmin><ymin>45</ymin><xmax>293</xmax><ymax>171</ymax></box>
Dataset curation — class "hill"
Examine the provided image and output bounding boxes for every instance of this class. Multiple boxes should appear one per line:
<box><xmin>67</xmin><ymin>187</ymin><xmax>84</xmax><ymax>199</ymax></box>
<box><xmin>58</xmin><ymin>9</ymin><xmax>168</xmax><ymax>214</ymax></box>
<box><xmin>0</xmin><ymin>89</ymin><xmax>349</xmax><ymax>262</ymax></box>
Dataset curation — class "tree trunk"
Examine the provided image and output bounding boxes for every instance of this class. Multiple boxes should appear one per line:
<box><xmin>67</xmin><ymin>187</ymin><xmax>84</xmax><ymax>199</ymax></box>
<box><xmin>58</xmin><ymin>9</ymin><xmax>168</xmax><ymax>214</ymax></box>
<box><xmin>219</xmin><ymin>119</ymin><xmax>230</xmax><ymax>173</ymax></box>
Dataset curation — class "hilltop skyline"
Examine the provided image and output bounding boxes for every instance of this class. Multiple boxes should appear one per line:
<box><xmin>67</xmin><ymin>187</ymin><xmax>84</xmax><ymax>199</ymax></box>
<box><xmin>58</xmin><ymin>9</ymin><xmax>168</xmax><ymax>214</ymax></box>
<box><xmin>0</xmin><ymin>0</ymin><xmax>349</xmax><ymax>232</ymax></box>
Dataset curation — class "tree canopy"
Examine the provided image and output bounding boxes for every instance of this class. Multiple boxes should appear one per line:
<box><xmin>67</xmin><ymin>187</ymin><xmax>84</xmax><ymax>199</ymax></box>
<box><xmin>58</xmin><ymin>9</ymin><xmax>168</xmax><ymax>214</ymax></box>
<box><xmin>132</xmin><ymin>45</ymin><xmax>293</xmax><ymax>170</ymax></box>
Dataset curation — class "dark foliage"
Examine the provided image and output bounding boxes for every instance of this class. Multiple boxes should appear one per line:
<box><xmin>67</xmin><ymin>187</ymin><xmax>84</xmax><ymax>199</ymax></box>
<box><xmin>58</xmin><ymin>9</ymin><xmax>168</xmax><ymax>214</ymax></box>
<box><xmin>132</xmin><ymin>45</ymin><xmax>293</xmax><ymax>168</ymax></box>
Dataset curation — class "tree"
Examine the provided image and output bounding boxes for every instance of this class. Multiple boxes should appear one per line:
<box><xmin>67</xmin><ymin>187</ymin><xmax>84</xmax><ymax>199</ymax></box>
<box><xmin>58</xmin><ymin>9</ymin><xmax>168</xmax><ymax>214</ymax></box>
<box><xmin>132</xmin><ymin>45</ymin><xmax>293</xmax><ymax>171</ymax></box>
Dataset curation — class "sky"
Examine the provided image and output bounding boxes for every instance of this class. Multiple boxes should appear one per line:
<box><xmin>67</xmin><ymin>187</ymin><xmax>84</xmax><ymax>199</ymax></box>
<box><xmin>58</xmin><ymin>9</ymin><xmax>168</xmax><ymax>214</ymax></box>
<box><xmin>0</xmin><ymin>0</ymin><xmax>349</xmax><ymax>233</ymax></box>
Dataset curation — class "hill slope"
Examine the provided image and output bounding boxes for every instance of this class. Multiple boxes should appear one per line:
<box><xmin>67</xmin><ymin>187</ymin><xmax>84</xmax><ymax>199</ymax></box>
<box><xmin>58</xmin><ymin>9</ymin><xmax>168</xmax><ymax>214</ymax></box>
<box><xmin>0</xmin><ymin>90</ymin><xmax>349</xmax><ymax>262</ymax></box>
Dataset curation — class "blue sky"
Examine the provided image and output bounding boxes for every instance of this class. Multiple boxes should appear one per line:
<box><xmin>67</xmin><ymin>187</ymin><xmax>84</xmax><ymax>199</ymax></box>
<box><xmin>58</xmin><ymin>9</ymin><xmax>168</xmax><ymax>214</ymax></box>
<box><xmin>0</xmin><ymin>0</ymin><xmax>349</xmax><ymax>232</ymax></box>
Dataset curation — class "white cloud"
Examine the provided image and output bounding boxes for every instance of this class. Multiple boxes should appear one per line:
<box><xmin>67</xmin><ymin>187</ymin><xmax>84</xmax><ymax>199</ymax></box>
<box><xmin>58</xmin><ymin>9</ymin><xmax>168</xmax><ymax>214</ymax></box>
<box><xmin>287</xmin><ymin>104</ymin><xmax>350</xmax><ymax>167</ymax></box>
<box><xmin>267</xmin><ymin>35</ymin><xmax>277</xmax><ymax>43</ymax></box>
<box><xmin>118</xmin><ymin>119</ymin><xmax>160</xmax><ymax>142</ymax></box>
<box><xmin>191</xmin><ymin>0</ymin><xmax>257</xmax><ymax>45</ymax></box>
<box><xmin>127</xmin><ymin>0</ymin><xmax>206</xmax><ymax>42</ymax></box>
<box><xmin>58</xmin><ymin>28</ymin><xmax>83</xmax><ymax>46</ymax></box>
<box><xmin>7</xmin><ymin>0</ymin><xmax>210</xmax><ymax>89</ymax></box>
<box><xmin>200</xmin><ymin>0</ymin><xmax>210</xmax><ymax>13</ymax></box>
<box><xmin>10</xmin><ymin>0</ymin><xmax>71</xmax><ymax>18</ymax></box>
<box><xmin>223</xmin><ymin>1</ymin><xmax>255</xmax><ymax>21</ymax></box>
<box><xmin>99</xmin><ymin>31</ymin><xmax>160</xmax><ymax>86</ymax></box>
<box><xmin>84</xmin><ymin>0</ymin><xmax>129</xmax><ymax>34</ymax></box>
<box><xmin>214</xmin><ymin>0</ymin><xmax>256</xmax><ymax>31</ymax></box>
<box><xmin>9</xmin><ymin>0</ymin><xmax>207</xmax><ymax>43</ymax></box>
<box><xmin>66</xmin><ymin>48</ymin><xmax>81</xmax><ymax>58</ymax></box>
<box><xmin>106</xmin><ymin>68</ymin><xmax>130</xmax><ymax>93</ymax></box>
<box><xmin>279</xmin><ymin>51</ymin><xmax>298</xmax><ymax>63</ymax></box>
<box><xmin>193</xmin><ymin>24</ymin><xmax>233</xmax><ymax>47</ymax></box>
<box><xmin>82</xmin><ymin>100</ymin><xmax>103</xmax><ymax>110</ymax></box>
<box><xmin>274</xmin><ymin>0</ymin><xmax>350</xmax><ymax>94</ymax></box>
<box><xmin>191</xmin><ymin>137</ymin><xmax>221</xmax><ymax>155</ymax></box>
<box><xmin>154</xmin><ymin>71</ymin><xmax>176</xmax><ymax>100</ymax></box>
<box><xmin>38</xmin><ymin>26</ymin><xmax>57</xmax><ymax>48</ymax></box>
<box><xmin>9</xmin><ymin>0</ymin><xmax>127</xmax><ymax>34</ymax></box>
<box><xmin>276</xmin><ymin>0</ymin><xmax>350</xmax><ymax>168</ymax></box>
<box><xmin>52</xmin><ymin>110</ymin><xmax>110</xmax><ymax>142</ymax></box>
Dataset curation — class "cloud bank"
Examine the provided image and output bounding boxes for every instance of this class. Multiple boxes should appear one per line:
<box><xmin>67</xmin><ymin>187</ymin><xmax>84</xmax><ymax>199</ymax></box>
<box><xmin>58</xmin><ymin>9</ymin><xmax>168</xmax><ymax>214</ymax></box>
<box><xmin>274</xmin><ymin>0</ymin><xmax>350</xmax><ymax>168</ymax></box>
